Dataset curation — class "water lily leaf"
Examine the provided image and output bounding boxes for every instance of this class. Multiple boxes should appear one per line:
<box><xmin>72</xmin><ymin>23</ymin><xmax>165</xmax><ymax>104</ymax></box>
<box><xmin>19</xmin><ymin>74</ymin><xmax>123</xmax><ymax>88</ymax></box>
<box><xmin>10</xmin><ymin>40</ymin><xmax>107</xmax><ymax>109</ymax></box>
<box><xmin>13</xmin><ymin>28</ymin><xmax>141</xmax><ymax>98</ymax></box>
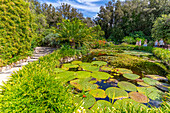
<box><xmin>89</xmin><ymin>89</ymin><xmax>106</xmax><ymax>98</ymax></box>
<box><xmin>106</xmin><ymin>87</ymin><xmax>128</xmax><ymax>99</ymax></box>
<box><xmin>70</xmin><ymin>78</ymin><xmax>98</xmax><ymax>91</ymax></box>
<box><xmin>113</xmin><ymin>99</ymin><xmax>147</xmax><ymax>110</ymax></box>
<box><xmin>91</xmin><ymin>100</ymin><xmax>112</xmax><ymax>112</ymax></box>
<box><xmin>55</xmin><ymin>71</ymin><xmax>76</xmax><ymax>83</ymax></box>
<box><xmin>116</xmin><ymin>68</ymin><xmax>133</xmax><ymax>74</ymax></box>
<box><xmin>62</xmin><ymin>63</ymin><xmax>79</xmax><ymax>70</ymax></box>
<box><xmin>73</xmin><ymin>94</ymin><xmax>96</xmax><ymax>109</ymax></box>
<box><xmin>118</xmin><ymin>81</ymin><xmax>137</xmax><ymax>91</ymax></box>
<box><xmin>142</xmin><ymin>78</ymin><xmax>160</xmax><ymax>86</ymax></box>
<box><xmin>75</xmin><ymin>71</ymin><xmax>92</xmax><ymax>78</ymax></box>
<box><xmin>79</xmin><ymin>63</ymin><xmax>92</xmax><ymax>67</ymax></box>
<box><xmin>137</xmin><ymin>87</ymin><xmax>164</xmax><ymax>100</ymax></box>
<box><xmin>71</xmin><ymin>61</ymin><xmax>82</xmax><ymax>65</ymax></box>
<box><xmin>55</xmin><ymin>71</ymin><xmax>75</xmax><ymax>79</ymax></box>
<box><xmin>54</xmin><ymin>68</ymin><xmax>66</xmax><ymax>73</ymax></box>
<box><xmin>129</xmin><ymin>92</ymin><xmax>149</xmax><ymax>103</ymax></box>
<box><xmin>137</xmin><ymin>82</ymin><xmax>150</xmax><ymax>87</ymax></box>
<box><xmin>83</xmin><ymin>66</ymin><xmax>99</xmax><ymax>72</ymax></box>
<box><xmin>100</xmin><ymin>66</ymin><xmax>113</xmax><ymax>72</ymax></box>
<box><xmin>91</xmin><ymin>61</ymin><xmax>107</xmax><ymax>67</ymax></box>
<box><xmin>156</xmin><ymin>83</ymin><xmax>170</xmax><ymax>92</ymax></box>
<box><xmin>144</xmin><ymin>75</ymin><xmax>168</xmax><ymax>81</ymax></box>
<box><xmin>91</xmin><ymin>72</ymin><xmax>111</xmax><ymax>80</ymax></box>
<box><xmin>123</xmin><ymin>73</ymin><xmax>140</xmax><ymax>80</ymax></box>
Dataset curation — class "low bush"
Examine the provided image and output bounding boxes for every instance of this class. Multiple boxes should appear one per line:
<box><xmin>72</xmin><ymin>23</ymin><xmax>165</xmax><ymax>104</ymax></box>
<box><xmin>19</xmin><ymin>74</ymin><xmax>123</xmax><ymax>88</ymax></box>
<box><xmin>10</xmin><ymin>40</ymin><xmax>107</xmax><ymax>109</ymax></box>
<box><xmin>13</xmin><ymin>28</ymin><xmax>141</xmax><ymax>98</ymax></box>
<box><xmin>0</xmin><ymin>51</ymin><xmax>77</xmax><ymax>112</ymax></box>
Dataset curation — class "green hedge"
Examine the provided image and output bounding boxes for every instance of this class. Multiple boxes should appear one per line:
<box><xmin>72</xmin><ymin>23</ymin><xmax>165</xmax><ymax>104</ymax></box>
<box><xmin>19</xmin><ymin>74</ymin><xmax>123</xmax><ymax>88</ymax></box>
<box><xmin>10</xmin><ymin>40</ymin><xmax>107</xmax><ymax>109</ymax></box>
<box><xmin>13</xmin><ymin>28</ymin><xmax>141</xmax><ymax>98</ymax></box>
<box><xmin>0</xmin><ymin>0</ymin><xmax>34</xmax><ymax>67</ymax></box>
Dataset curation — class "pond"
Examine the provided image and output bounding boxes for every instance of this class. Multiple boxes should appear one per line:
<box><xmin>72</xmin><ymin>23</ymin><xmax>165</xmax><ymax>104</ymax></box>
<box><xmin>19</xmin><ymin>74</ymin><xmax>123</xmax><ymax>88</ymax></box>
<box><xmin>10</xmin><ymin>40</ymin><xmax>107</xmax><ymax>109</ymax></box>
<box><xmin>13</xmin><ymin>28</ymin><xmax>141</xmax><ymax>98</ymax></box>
<box><xmin>54</xmin><ymin>53</ymin><xmax>170</xmax><ymax>111</ymax></box>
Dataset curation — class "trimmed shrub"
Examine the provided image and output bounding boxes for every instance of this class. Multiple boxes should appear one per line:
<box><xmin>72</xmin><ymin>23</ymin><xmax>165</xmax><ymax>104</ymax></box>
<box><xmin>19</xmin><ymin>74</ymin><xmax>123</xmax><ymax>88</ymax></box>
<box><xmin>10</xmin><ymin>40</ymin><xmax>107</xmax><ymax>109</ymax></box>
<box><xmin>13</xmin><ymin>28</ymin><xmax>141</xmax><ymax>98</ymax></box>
<box><xmin>0</xmin><ymin>0</ymin><xmax>34</xmax><ymax>66</ymax></box>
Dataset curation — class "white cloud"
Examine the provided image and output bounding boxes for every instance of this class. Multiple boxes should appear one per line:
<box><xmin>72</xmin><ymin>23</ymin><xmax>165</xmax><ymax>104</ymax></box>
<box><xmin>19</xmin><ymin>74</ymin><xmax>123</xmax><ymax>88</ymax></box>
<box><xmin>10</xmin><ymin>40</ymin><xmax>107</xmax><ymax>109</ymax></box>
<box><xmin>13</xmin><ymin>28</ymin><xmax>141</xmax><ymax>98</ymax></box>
<box><xmin>45</xmin><ymin>0</ymin><xmax>101</xmax><ymax>13</ymax></box>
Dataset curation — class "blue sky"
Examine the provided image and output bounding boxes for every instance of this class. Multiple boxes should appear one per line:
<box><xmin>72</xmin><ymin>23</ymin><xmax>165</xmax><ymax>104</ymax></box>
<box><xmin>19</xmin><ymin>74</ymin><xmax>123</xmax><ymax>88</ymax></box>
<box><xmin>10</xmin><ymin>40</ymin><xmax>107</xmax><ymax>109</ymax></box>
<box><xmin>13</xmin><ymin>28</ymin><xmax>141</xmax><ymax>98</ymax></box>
<box><xmin>38</xmin><ymin>0</ymin><xmax>124</xmax><ymax>18</ymax></box>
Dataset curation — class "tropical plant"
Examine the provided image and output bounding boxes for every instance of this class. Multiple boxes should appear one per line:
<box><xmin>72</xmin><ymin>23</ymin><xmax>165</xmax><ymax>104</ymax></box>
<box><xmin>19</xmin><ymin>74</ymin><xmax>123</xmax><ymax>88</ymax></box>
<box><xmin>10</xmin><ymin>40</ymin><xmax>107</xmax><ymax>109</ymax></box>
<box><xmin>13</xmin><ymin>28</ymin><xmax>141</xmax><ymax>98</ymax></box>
<box><xmin>56</xmin><ymin>18</ymin><xmax>93</xmax><ymax>48</ymax></box>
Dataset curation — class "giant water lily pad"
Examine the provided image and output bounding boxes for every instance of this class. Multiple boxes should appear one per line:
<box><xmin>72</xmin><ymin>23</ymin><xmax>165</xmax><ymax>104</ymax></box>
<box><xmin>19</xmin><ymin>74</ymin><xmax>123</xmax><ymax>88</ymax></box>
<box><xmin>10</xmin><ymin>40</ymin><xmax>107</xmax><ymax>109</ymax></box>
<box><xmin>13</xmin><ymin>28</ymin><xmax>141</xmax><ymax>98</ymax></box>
<box><xmin>137</xmin><ymin>87</ymin><xmax>164</xmax><ymax>100</ymax></box>
<box><xmin>144</xmin><ymin>75</ymin><xmax>168</xmax><ymax>81</ymax></box>
<box><xmin>73</xmin><ymin>94</ymin><xmax>96</xmax><ymax>109</ymax></box>
<box><xmin>75</xmin><ymin>71</ymin><xmax>92</xmax><ymax>78</ymax></box>
<box><xmin>123</xmin><ymin>73</ymin><xmax>140</xmax><ymax>80</ymax></box>
<box><xmin>70</xmin><ymin>78</ymin><xmax>98</xmax><ymax>91</ymax></box>
<box><xmin>91</xmin><ymin>61</ymin><xmax>107</xmax><ymax>67</ymax></box>
<box><xmin>91</xmin><ymin>100</ymin><xmax>112</xmax><ymax>112</ymax></box>
<box><xmin>54</xmin><ymin>68</ymin><xmax>66</xmax><ymax>73</ymax></box>
<box><xmin>118</xmin><ymin>81</ymin><xmax>137</xmax><ymax>91</ymax></box>
<box><xmin>61</xmin><ymin>63</ymin><xmax>79</xmax><ymax>70</ymax></box>
<box><xmin>129</xmin><ymin>92</ymin><xmax>149</xmax><ymax>103</ymax></box>
<box><xmin>100</xmin><ymin>66</ymin><xmax>113</xmax><ymax>72</ymax></box>
<box><xmin>55</xmin><ymin>71</ymin><xmax>76</xmax><ymax>83</ymax></box>
<box><xmin>79</xmin><ymin>63</ymin><xmax>92</xmax><ymax>67</ymax></box>
<box><xmin>142</xmin><ymin>78</ymin><xmax>160</xmax><ymax>86</ymax></box>
<box><xmin>116</xmin><ymin>68</ymin><xmax>133</xmax><ymax>74</ymax></box>
<box><xmin>106</xmin><ymin>87</ymin><xmax>128</xmax><ymax>99</ymax></box>
<box><xmin>89</xmin><ymin>89</ymin><xmax>106</xmax><ymax>98</ymax></box>
<box><xmin>82</xmin><ymin>66</ymin><xmax>99</xmax><ymax>72</ymax></box>
<box><xmin>113</xmin><ymin>99</ymin><xmax>147</xmax><ymax>110</ymax></box>
<box><xmin>71</xmin><ymin>61</ymin><xmax>82</xmax><ymax>65</ymax></box>
<box><xmin>137</xmin><ymin>82</ymin><xmax>150</xmax><ymax>87</ymax></box>
<box><xmin>91</xmin><ymin>72</ymin><xmax>111</xmax><ymax>80</ymax></box>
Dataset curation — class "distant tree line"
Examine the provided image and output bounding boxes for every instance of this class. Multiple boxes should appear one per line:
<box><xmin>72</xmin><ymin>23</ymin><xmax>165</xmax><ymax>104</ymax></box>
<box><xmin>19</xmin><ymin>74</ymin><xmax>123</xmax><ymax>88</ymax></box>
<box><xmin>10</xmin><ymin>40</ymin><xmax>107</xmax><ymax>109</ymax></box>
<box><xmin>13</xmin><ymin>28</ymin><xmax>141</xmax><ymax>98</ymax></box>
<box><xmin>94</xmin><ymin>0</ymin><xmax>170</xmax><ymax>43</ymax></box>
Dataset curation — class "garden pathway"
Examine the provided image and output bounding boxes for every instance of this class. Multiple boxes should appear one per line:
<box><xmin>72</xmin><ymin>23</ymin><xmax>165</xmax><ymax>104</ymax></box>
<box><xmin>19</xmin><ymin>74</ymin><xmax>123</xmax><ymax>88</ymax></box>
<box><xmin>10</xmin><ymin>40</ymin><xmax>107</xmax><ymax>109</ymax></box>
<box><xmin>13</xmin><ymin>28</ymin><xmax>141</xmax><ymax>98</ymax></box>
<box><xmin>0</xmin><ymin>47</ymin><xmax>57</xmax><ymax>90</ymax></box>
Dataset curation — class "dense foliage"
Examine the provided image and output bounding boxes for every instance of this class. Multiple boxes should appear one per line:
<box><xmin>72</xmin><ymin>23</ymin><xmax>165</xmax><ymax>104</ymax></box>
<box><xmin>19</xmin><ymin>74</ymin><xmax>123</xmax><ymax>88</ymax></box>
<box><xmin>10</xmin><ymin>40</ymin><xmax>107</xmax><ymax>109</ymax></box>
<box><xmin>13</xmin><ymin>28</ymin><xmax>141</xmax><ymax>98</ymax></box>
<box><xmin>152</xmin><ymin>14</ymin><xmax>170</xmax><ymax>44</ymax></box>
<box><xmin>95</xmin><ymin>0</ymin><xmax>170</xmax><ymax>42</ymax></box>
<box><xmin>0</xmin><ymin>0</ymin><xmax>35</xmax><ymax>66</ymax></box>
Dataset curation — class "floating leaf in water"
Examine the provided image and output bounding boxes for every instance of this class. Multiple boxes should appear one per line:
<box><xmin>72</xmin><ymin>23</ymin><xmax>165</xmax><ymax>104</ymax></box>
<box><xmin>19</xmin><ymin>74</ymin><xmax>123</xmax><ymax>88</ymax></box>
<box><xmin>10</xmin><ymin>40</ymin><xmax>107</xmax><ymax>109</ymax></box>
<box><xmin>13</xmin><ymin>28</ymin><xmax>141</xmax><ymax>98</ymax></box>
<box><xmin>71</xmin><ymin>61</ymin><xmax>82</xmax><ymax>65</ymax></box>
<box><xmin>91</xmin><ymin>72</ymin><xmax>111</xmax><ymax>80</ymax></box>
<box><xmin>113</xmin><ymin>99</ymin><xmax>147</xmax><ymax>110</ymax></box>
<box><xmin>55</xmin><ymin>71</ymin><xmax>76</xmax><ymax>83</ymax></box>
<box><xmin>73</xmin><ymin>94</ymin><xmax>96</xmax><ymax>109</ymax></box>
<box><xmin>89</xmin><ymin>89</ymin><xmax>106</xmax><ymax>98</ymax></box>
<box><xmin>137</xmin><ymin>87</ymin><xmax>164</xmax><ymax>100</ymax></box>
<box><xmin>118</xmin><ymin>81</ymin><xmax>137</xmax><ymax>91</ymax></box>
<box><xmin>123</xmin><ymin>73</ymin><xmax>140</xmax><ymax>80</ymax></box>
<box><xmin>142</xmin><ymin>78</ymin><xmax>160</xmax><ymax>86</ymax></box>
<box><xmin>83</xmin><ymin>66</ymin><xmax>99</xmax><ymax>72</ymax></box>
<box><xmin>79</xmin><ymin>63</ymin><xmax>92</xmax><ymax>67</ymax></box>
<box><xmin>129</xmin><ymin>92</ymin><xmax>149</xmax><ymax>103</ymax></box>
<box><xmin>91</xmin><ymin>61</ymin><xmax>107</xmax><ymax>67</ymax></box>
<box><xmin>144</xmin><ymin>75</ymin><xmax>168</xmax><ymax>81</ymax></box>
<box><xmin>62</xmin><ymin>63</ymin><xmax>79</xmax><ymax>70</ymax></box>
<box><xmin>54</xmin><ymin>68</ymin><xmax>66</xmax><ymax>73</ymax></box>
<box><xmin>137</xmin><ymin>82</ymin><xmax>150</xmax><ymax>87</ymax></box>
<box><xmin>100</xmin><ymin>66</ymin><xmax>113</xmax><ymax>72</ymax></box>
<box><xmin>91</xmin><ymin>100</ymin><xmax>112</xmax><ymax>112</ymax></box>
<box><xmin>116</xmin><ymin>68</ymin><xmax>133</xmax><ymax>74</ymax></box>
<box><xmin>70</xmin><ymin>78</ymin><xmax>98</xmax><ymax>91</ymax></box>
<box><xmin>106</xmin><ymin>87</ymin><xmax>128</xmax><ymax>99</ymax></box>
<box><xmin>155</xmin><ymin>83</ymin><xmax>170</xmax><ymax>92</ymax></box>
<box><xmin>75</xmin><ymin>71</ymin><xmax>92</xmax><ymax>78</ymax></box>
